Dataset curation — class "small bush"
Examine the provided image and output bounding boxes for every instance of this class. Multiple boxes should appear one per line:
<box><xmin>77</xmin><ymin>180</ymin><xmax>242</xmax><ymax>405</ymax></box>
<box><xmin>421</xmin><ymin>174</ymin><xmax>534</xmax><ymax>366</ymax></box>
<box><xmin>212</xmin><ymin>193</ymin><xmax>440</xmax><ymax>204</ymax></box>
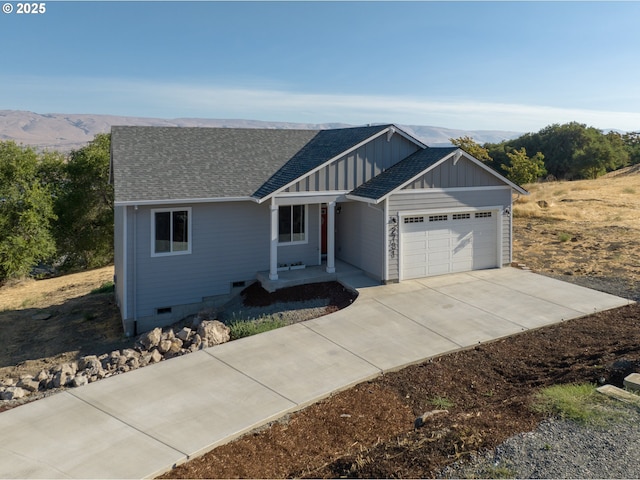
<box><xmin>558</xmin><ymin>233</ymin><xmax>572</xmax><ymax>242</ymax></box>
<box><xmin>228</xmin><ymin>316</ymin><xmax>287</xmax><ymax>340</ymax></box>
<box><xmin>90</xmin><ymin>281</ymin><xmax>114</xmax><ymax>295</ymax></box>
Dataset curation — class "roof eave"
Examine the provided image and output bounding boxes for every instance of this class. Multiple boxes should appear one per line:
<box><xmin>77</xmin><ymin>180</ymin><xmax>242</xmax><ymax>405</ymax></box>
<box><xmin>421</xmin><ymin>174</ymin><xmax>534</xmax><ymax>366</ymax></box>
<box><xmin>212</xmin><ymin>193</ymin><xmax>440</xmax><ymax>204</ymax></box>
<box><xmin>345</xmin><ymin>194</ymin><xmax>382</xmax><ymax>204</ymax></box>
<box><xmin>114</xmin><ymin>196</ymin><xmax>257</xmax><ymax>207</ymax></box>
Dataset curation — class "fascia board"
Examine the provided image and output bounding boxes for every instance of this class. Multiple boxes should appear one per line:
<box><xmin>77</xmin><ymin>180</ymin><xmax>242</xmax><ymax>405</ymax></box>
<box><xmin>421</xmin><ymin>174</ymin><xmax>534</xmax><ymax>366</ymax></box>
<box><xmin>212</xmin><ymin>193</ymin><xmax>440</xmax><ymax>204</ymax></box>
<box><xmin>114</xmin><ymin>196</ymin><xmax>256</xmax><ymax>207</ymax></box>
<box><xmin>345</xmin><ymin>194</ymin><xmax>382</xmax><ymax>205</ymax></box>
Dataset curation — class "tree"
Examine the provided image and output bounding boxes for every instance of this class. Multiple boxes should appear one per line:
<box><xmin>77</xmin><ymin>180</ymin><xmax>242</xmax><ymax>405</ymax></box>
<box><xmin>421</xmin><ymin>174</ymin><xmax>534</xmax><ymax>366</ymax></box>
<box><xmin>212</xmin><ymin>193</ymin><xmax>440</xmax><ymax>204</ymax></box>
<box><xmin>622</xmin><ymin>131</ymin><xmax>640</xmax><ymax>165</ymax></box>
<box><xmin>0</xmin><ymin>141</ymin><xmax>57</xmax><ymax>280</ymax></box>
<box><xmin>501</xmin><ymin>147</ymin><xmax>546</xmax><ymax>185</ymax></box>
<box><xmin>53</xmin><ymin>133</ymin><xmax>114</xmax><ymax>270</ymax></box>
<box><xmin>449</xmin><ymin>136</ymin><xmax>491</xmax><ymax>162</ymax></box>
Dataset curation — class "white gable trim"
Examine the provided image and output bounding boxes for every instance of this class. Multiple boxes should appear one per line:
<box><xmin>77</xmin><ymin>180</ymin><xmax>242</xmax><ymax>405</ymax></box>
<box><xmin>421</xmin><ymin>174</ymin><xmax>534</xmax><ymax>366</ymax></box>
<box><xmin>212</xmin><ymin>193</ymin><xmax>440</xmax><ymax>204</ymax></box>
<box><xmin>393</xmin><ymin>185</ymin><xmax>513</xmax><ymax>195</ymax></box>
<box><xmin>257</xmin><ymin>125</ymin><xmax>426</xmax><ymax>204</ymax></box>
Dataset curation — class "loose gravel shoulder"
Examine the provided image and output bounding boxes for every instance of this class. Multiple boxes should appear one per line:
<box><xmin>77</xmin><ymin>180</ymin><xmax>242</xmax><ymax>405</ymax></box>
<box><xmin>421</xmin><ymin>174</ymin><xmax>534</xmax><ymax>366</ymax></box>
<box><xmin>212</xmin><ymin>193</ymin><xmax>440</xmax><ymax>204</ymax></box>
<box><xmin>440</xmin><ymin>402</ymin><xmax>640</xmax><ymax>479</ymax></box>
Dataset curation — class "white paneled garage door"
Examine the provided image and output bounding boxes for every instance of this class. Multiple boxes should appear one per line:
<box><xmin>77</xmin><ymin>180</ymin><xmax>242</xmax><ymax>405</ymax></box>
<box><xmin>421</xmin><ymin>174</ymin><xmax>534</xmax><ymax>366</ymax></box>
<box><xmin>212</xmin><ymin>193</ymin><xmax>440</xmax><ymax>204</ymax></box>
<box><xmin>401</xmin><ymin>210</ymin><xmax>498</xmax><ymax>280</ymax></box>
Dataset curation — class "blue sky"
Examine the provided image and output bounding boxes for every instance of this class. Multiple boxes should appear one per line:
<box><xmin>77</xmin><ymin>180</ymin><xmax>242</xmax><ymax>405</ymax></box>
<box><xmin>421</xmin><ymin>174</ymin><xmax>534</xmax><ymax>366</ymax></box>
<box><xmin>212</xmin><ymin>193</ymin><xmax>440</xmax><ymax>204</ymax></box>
<box><xmin>2</xmin><ymin>1</ymin><xmax>640</xmax><ymax>133</ymax></box>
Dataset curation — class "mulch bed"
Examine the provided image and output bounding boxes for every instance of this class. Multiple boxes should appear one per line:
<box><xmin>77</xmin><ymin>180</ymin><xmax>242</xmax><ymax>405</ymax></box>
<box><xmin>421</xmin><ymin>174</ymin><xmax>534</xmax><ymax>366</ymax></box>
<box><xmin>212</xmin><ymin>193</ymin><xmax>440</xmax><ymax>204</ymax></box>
<box><xmin>162</xmin><ymin>302</ymin><xmax>640</xmax><ymax>479</ymax></box>
<box><xmin>241</xmin><ymin>281</ymin><xmax>357</xmax><ymax>310</ymax></box>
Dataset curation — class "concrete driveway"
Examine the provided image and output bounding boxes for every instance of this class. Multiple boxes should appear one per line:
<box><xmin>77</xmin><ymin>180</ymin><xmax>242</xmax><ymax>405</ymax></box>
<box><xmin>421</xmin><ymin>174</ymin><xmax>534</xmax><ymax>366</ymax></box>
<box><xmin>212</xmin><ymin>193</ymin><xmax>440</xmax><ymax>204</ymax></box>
<box><xmin>0</xmin><ymin>268</ymin><xmax>631</xmax><ymax>479</ymax></box>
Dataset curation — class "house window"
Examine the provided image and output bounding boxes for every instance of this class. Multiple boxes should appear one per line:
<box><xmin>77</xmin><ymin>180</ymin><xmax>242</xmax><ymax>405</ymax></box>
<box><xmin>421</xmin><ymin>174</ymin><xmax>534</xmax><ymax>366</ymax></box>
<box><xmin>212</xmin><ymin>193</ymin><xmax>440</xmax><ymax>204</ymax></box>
<box><xmin>152</xmin><ymin>208</ymin><xmax>191</xmax><ymax>256</ymax></box>
<box><xmin>475</xmin><ymin>211</ymin><xmax>493</xmax><ymax>218</ymax></box>
<box><xmin>278</xmin><ymin>205</ymin><xmax>306</xmax><ymax>244</ymax></box>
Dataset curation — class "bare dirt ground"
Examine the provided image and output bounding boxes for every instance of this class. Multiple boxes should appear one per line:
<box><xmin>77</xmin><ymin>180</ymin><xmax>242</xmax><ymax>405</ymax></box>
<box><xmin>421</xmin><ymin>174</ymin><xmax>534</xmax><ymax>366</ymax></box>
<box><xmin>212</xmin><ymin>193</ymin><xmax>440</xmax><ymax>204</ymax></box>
<box><xmin>1</xmin><ymin>170</ymin><xmax>638</xmax><ymax>478</ymax></box>
<box><xmin>0</xmin><ymin>267</ymin><xmax>130</xmax><ymax>383</ymax></box>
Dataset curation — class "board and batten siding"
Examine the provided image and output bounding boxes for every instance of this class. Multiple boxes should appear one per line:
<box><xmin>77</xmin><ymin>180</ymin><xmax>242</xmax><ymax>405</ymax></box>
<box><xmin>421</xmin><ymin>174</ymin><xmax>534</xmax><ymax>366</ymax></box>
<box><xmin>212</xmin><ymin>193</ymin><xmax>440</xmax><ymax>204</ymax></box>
<box><xmin>386</xmin><ymin>188</ymin><xmax>513</xmax><ymax>281</ymax></box>
<box><xmin>284</xmin><ymin>133</ymin><xmax>420</xmax><ymax>193</ymax></box>
<box><xmin>336</xmin><ymin>201</ymin><xmax>384</xmax><ymax>280</ymax></box>
<box><xmin>403</xmin><ymin>156</ymin><xmax>504</xmax><ymax>190</ymax></box>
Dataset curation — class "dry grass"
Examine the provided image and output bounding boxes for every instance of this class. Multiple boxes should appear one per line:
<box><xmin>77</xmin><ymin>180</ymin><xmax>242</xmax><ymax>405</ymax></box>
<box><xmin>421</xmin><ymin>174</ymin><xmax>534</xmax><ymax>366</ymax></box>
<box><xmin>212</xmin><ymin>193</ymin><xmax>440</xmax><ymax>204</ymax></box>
<box><xmin>514</xmin><ymin>175</ymin><xmax>638</xmax><ymax>226</ymax></box>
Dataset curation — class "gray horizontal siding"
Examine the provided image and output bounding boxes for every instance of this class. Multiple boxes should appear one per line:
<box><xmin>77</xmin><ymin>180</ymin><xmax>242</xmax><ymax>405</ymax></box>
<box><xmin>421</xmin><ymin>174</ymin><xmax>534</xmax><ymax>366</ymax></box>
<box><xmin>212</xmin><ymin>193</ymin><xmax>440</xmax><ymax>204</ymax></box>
<box><xmin>131</xmin><ymin>202</ymin><xmax>272</xmax><ymax>320</ymax></box>
<box><xmin>277</xmin><ymin>204</ymin><xmax>321</xmax><ymax>267</ymax></box>
<box><xmin>284</xmin><ymin>134</ymin><xmax>419</xmax><ymax>193</ymax></box>
<box><xmin>122</xmin><ymin>201</ymin><xmax>324</xmax><ymax>332</ymax></box>
<box><xmin>387</xmin><ymin>188</ymin><xmax>513</xmax><ymax>281</ymax></box>
<box><xmin>403</xmin><ymin>157</ymin><xmax>503</xmax><ymax>189</ymax></box>
<box><xmin>336</xmin><ymin>201</ymin><xmax>384</xmax><ymax>280</ymax></box>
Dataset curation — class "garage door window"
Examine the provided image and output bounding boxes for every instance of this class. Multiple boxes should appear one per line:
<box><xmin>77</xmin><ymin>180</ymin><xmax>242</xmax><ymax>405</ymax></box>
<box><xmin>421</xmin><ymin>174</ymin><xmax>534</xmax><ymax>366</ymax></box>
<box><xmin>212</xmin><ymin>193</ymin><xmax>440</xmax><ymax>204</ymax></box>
<box><xmin>429</xmin><ymin>215</ymin><xmax>448</xmax><ymax>222</ymax></box>
<box><xmin>475</xmin><ymin>211</ymin><xmax>493</xmax><ymax>218</ymax></box>
<box><xmin>404</xmin><ymin>216</ymin><xmax>424</xmax><ymax>224</ymax></box>
<box><xmin>452</xmin><ymin>213</ymin><xmax>471</xmax><ymax>220</ymax></box>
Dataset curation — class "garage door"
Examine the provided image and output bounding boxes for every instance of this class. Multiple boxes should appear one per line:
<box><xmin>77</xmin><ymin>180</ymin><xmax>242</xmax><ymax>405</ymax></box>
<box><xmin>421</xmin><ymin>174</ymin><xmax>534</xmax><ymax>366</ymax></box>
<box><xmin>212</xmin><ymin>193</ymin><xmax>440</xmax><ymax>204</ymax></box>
<box><xmin>401</xmin><ymin>211</ymin><xmax>498</xmax><ymax>280</ymax></box>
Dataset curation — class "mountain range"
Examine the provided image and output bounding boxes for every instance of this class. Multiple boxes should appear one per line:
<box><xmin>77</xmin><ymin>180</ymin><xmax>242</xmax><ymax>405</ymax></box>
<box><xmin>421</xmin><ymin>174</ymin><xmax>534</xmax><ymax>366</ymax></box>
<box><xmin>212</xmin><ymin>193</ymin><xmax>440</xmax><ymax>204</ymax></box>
<box><xmin>0</xmin><ymin>110</ymin><xmax>522</xmax><ymax>152</ymax></box>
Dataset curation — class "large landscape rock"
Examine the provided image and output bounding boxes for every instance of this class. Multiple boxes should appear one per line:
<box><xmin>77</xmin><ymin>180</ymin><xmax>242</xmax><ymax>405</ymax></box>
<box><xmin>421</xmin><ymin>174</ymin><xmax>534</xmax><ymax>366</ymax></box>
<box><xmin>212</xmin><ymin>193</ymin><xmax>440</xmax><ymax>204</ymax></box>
<box><xmin>138</xmin><ymin>327</ymin><xmax>162</xmax><ymax>350</ymax></box>
<box><xmin>198</xmin><ymin>320</ymin><xmax>231</xmax><ymax>347</ymax></box>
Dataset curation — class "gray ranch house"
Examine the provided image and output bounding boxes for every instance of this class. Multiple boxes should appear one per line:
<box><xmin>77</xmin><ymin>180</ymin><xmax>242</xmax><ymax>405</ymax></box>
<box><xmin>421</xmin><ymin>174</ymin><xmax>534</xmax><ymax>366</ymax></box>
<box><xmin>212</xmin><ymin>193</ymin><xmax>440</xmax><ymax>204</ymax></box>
<box><xmin>111</xmin><ymin>124</ymin><xmax>528</xmax><ymax>335</ymax></box>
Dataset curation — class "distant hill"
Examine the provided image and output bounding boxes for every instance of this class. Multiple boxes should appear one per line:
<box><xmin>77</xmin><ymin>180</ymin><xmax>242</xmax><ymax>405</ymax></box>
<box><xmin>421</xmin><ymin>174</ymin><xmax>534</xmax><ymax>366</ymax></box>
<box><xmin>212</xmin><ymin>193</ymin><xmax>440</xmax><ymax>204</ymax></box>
<box><xmin>0</xmin><ymin>110</ymin><xmax>522</xmax><ymax>152</ymax></box>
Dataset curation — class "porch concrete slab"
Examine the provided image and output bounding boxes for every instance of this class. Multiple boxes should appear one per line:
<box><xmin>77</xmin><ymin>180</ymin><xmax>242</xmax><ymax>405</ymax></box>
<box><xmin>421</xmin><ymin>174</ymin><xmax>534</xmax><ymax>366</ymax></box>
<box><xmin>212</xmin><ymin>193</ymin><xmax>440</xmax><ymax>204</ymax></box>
<box><xmin>468</xmin><ymin>268</ymin><xmax>632</xmax><ymax>314</ymax></box>
<box><xmin>0</xmin><ymin>391</ymin><xmax>183</xmax><ymax>479</ymax></box>
<box><xmin>209</xmin><ymin>323</ymin><xmax>381</xmax><ymax>406</ymax></box>
<box><xmin>304</xmin><ymin>296</ymin><xmax>461</xmax><ymax>372</ymax></box>
<box><xmin>372</xmin><ymin>286</ymin><xmax>528</xmax><ymax>347</ymax></box>
<box><xmin>71</xmin><ymin>350</ymin><xmax>296</xmax><ymax>459</ymax></box>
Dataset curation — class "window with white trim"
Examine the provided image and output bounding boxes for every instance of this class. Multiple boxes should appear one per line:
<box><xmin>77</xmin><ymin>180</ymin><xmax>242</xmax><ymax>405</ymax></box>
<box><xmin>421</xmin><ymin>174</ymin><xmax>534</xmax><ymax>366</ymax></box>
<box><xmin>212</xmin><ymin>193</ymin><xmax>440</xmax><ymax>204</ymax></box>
<box><xmin>403</xmin><ymin>216</ymin><xmax>425</xmax><ymax>224</ymax></box>
<box><xmin>429</xmin><ymin>214</ymin><xmax>448</xmax><ymax>222</ymax></box>
<box><xmin>475</xmin><ymin>211</ymin><xmax>493</xmax><ymax>218</ymax></box>
<box><xmin>278</xmin><ymin>205</ymin><xmax>306</xmax><ymax>244</ymax></box>
<box><xmin>453</xmin><ymin>213</ymin><xmax>471</xmax><ymax>220</ymax></box>
<box><xmin>152</xmin><ymin>208</ymin><xmax>191</xmax><ymax>256</ymax></box>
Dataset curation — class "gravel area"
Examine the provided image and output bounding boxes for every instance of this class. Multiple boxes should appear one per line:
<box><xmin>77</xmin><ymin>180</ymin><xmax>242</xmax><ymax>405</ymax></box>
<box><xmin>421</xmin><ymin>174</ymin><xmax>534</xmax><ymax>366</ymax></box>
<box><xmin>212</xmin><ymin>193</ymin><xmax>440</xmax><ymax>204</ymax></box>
<box><xmin>439</xmin><ymin>401</ymin><xmax>640</xmax><ymax>479</ymax></box>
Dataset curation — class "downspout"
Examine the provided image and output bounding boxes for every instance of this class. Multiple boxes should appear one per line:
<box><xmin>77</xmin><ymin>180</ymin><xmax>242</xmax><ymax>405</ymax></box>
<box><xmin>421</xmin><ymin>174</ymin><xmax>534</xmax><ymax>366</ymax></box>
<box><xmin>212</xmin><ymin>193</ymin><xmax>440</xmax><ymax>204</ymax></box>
<box><xmin>383</xmin><ymin>198</ymin><xmax>389</xmax><ymax>282</ymax></box>
<box><xmin>133</xmin><ymin>205</ymin><xmax>138</xmax><ymax>336</ymax></box>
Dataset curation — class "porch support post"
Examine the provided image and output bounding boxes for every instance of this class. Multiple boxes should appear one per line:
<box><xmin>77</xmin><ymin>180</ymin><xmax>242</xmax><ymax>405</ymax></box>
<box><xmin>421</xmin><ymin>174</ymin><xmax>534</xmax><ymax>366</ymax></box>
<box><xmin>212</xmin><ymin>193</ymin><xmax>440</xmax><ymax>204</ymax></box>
<box><xmin>326</xmin><ymin>201</ymin><xmax>336</xmax><ymax>274</ymax></box>
<box><xmin>269</xmin><ymin>203</ymin><xmax>279</xmax><ymax>280</ymax></box>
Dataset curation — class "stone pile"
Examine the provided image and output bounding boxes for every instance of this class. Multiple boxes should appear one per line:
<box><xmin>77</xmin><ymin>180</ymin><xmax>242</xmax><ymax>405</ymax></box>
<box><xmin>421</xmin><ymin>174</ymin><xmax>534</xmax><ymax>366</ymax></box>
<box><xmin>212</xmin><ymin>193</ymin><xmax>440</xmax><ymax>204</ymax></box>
<box><xmin>0</xmin><ymin>319</ymin><xmax>230</xmax><ymax>402</ymax></box>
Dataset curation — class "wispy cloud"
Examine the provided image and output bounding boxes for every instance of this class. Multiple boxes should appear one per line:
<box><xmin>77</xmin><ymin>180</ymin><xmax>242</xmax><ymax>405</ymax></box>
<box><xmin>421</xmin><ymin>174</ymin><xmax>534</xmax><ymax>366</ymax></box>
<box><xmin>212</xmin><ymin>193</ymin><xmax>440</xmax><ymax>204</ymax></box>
<box><xmin>4</xmin><ymin>75</ymin><xmax>640</xmax><ymax>133</ymax></box>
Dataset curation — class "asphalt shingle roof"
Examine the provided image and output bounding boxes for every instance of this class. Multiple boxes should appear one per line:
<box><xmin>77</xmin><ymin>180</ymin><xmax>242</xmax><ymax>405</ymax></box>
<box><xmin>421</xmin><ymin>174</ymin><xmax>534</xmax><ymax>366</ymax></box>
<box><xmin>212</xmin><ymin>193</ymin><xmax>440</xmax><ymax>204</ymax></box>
<box><xmin>111</xmin><ymin>124</ymin><xmax>393</xmax><ymax>204</ymax></box>
<box><xmin>111</xmin><ymin>126</ymin><xmax>320</xmax><ymax>203</ymax></box>
<box><xmin>348</xmin><ymin>147</ymin><xmax>459</xmax><ymax>201</ymax></box>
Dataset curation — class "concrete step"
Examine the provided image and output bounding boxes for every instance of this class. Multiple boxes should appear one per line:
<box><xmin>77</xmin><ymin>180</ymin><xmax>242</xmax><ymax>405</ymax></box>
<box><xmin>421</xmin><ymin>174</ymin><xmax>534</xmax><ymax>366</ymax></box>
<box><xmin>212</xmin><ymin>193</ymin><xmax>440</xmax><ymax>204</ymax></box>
<box><xmin>624</xmin><ymin>373</ymin><xmax>640</xmax><ymax>393</ymax></box>
<box><xmin>597</xmin><ymin>384</ymin><xmax>640</xmax><ymax>406</ymax></box>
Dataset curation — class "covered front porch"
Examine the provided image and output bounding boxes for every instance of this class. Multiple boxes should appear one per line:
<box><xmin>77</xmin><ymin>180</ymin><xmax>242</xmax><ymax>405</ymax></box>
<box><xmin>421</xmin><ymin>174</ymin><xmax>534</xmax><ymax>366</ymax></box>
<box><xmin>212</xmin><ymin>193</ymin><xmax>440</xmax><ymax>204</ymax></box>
<box><xmin>257</xmin><ymin>259</ymin><xmax>367</xmax><ymax>292</ymax></box>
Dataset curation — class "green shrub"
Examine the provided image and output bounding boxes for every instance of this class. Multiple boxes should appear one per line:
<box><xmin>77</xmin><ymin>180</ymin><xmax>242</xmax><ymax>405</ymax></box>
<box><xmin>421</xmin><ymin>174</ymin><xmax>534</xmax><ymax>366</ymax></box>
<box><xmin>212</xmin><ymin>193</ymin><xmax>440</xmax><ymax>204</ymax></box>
<box><xmin>558</xmin><ymin>232</ymin><xmax>572</xmax><ymax>242</ymax></box>
<box><xmin>228</xmin><ymin>316</ymin><xmax>287</xmax><ymax>340</ymax></box>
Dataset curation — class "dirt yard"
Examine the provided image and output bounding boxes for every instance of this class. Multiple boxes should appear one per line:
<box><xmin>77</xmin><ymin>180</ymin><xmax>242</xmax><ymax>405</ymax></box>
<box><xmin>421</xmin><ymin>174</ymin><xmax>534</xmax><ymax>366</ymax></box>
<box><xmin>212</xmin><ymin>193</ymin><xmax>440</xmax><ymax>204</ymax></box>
<box><xmin>0</xmin><ymin>169</ymin><xmax>638</xmax><ymax>477</ymax></box>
